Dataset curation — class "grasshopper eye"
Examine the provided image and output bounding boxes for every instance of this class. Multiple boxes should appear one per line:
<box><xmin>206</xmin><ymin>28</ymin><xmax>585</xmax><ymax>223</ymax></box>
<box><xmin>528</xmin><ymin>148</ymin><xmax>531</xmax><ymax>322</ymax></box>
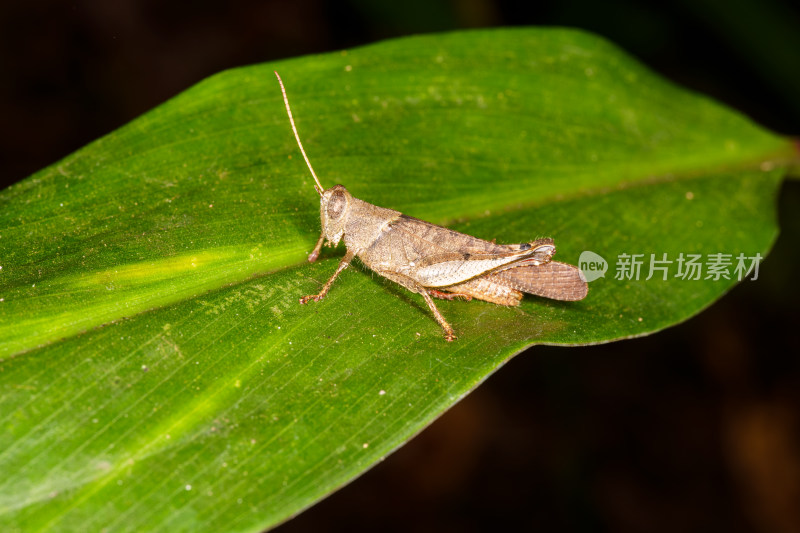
<box><xmin>327</xmin><ymin>188</ymin><xmax>347</xmax><ymax>220</ymax></box>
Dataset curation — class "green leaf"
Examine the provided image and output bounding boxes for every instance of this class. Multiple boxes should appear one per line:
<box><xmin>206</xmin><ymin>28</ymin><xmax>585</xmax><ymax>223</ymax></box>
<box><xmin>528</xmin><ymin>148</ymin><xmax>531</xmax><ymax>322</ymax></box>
<box><xmin>1</xmin><ymin>28</ymin><xmax>796</xmax><ymax>532</ymax></box>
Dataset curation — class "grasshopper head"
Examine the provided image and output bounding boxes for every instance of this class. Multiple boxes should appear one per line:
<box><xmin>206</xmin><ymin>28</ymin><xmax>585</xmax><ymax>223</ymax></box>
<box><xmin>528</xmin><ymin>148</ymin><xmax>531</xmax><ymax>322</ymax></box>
<box><xmin>320</xmin><ymin>184</ymin><xmax>351</xmax><ymax>246</ymax></box>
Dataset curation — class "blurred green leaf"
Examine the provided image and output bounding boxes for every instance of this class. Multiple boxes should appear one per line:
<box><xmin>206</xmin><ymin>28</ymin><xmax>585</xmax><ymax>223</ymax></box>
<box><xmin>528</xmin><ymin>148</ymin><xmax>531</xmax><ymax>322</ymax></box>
<box><xmin>1</xmin><ymin>28</ymin><xmax>796</xmax><ymax>532</ymax></box>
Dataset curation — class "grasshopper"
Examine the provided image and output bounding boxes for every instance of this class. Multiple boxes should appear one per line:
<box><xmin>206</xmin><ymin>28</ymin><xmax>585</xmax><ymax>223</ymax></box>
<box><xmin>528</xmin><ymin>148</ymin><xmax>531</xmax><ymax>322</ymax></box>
<box><xmin>275</xmin><ymin>72</ymin><xmax>587</xmax><ymax>341</ymax></box>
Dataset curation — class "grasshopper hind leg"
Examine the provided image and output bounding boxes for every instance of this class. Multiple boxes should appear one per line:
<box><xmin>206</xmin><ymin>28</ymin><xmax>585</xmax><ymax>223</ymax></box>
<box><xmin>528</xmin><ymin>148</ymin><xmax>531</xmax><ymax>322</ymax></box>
<box><xmin>441</xmin><ymin>277</ymin><xmax>523</xmax><ymax>307</ymax></box>
<box><xmin>429</xmin><ymin>289</ymin><xmax>472</xmax><ymax>302</ymax></box>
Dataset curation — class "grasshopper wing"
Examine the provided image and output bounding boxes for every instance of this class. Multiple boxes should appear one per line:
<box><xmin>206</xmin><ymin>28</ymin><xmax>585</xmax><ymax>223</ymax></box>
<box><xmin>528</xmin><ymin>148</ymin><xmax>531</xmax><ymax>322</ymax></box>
<box><xmin>379</xmin><ymin>215</ymin><xmax>554</xmax><ymax>287</ymax></box>
<box><xmin>489</xmin><ymin>261</ymin><xmax>588</xmax><ymax>301</ymax></box>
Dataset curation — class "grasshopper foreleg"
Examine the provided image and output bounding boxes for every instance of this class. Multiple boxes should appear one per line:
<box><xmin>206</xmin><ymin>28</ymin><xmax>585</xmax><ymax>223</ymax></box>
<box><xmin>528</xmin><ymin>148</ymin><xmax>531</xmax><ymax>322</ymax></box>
<box><xmin>307</xmin><ymin>233</ymin><xmax>326</xmax><ymax>263</ymax></box>
<box><xmin>300</xmin><ymin>250</ymin><xmax>355</xmax><ymax>304</ymax></box>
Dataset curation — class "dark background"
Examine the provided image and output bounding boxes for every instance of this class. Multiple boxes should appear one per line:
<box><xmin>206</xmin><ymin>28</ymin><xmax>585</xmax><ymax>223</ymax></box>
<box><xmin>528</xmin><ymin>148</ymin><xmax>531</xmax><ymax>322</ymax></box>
<box><xmin>2</xmin><ymin>1</ymin><xmax>799</xmax><ymax>531</ymax></box>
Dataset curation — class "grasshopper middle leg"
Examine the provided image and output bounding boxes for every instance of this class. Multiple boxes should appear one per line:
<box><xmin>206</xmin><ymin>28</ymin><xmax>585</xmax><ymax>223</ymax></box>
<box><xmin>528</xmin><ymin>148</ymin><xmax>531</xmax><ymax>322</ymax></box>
<box><xmin>419</xmin><ymin>290</ymin><xmax>457</xmax><ymax>342</ymax></box>
<box><xmin>375</xmin><ymin>270</ymin><xmax>457</xmax><ymax>341</ymax></box>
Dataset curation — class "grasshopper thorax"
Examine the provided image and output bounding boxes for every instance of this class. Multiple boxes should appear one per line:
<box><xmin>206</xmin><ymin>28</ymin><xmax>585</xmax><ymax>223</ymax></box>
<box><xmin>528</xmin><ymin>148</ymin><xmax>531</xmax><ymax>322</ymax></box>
<box><xmin>320</xmin><ymin>184</ymin><xmax>351</xmax><ymax>246</ymax></box>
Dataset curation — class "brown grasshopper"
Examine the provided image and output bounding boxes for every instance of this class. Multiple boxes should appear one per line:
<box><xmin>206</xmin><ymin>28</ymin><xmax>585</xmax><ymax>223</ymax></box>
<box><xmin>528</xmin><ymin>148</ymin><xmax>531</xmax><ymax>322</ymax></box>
<box><xmin>275</xmin><ymin>72</ymin><xmax>587</xmax><ymax>341</ymax></box>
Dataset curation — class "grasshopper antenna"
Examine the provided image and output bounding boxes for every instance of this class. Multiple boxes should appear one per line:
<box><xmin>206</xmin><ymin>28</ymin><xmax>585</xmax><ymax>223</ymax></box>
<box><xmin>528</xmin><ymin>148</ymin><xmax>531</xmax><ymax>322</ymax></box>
<box><xmin>275</xmin><ymin>71</ymin><xmax>324</xmax><ymax>196</ymax></box>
